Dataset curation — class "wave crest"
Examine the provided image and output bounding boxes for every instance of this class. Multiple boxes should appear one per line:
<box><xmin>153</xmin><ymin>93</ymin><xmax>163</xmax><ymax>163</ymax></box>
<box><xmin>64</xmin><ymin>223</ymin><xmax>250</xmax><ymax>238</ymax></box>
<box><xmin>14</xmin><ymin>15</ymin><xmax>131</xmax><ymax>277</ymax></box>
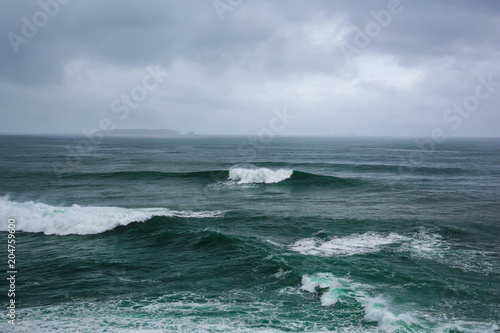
<box><xmin>300</xmin><ymin>272</ymin><xmax>499</xmax><ymax>332</ymax></box>
<box><xmin>228</xmin><ymin>165</ymin><xmax>293</xmax><ymax>184</ymax></box>
<box><xmin>0</xmin><ymin>196</ymin><xmax>223</xmax><ymax>235</ymax></box>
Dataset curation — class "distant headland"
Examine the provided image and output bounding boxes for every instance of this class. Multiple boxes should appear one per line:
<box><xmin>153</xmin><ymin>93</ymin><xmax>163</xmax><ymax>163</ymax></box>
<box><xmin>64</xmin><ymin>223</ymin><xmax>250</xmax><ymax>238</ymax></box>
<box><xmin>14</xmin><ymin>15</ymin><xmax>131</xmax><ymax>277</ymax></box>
<box><xmin>109</xmin><ymin>129</ymin><xmax>183</xmax><ymax>137</ymax></box>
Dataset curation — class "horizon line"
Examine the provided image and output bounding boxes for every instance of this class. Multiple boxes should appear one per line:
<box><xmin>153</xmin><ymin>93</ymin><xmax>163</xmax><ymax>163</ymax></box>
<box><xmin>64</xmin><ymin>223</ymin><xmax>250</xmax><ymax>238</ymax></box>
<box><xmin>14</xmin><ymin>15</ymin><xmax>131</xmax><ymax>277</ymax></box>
<box><xmin>1</xmin><ymin>133</ymin><xmax>499</xmax><ymax>139</ymax></box>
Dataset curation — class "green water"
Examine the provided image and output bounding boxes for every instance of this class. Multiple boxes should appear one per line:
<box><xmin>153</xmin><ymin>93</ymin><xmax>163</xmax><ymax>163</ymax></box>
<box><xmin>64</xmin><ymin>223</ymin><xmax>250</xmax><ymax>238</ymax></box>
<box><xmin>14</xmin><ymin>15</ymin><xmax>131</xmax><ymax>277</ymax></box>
<box><xmin>0</xmin><ymin>136</ymin><xmax>499</xmax><ymax>332</ymax></box>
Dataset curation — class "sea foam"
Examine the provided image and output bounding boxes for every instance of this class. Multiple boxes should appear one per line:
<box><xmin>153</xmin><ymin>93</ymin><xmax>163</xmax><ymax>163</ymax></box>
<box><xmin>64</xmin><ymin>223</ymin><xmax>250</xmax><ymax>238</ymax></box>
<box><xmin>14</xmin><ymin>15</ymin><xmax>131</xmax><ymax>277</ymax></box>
<box><xmin>301</xmin><ymin>273</ymin><xmax>355</xmax><ymax>306</ymax></box>
<box><xmin>0</xmin><ymin>196</ymin><xmax>223</xmax><ymax>235</ymax></box>
<box><xmin>291</xmin><ymin>230</ymin><xmax>498</xmax><ymax>275</ymax></box>
<box><xmin>291</xmin><ymin>232</ymin><xmax>408</xmax><ymax>257</ymax></box>
<box><xmin>228</xmin><ymin>165</ymin><xmax>293</xmax><ymax>184</ymax></box>
<box><xmin>299</xmin><ymin>272</ymin><xmax>498</xmax><ymax>333</ymax></box>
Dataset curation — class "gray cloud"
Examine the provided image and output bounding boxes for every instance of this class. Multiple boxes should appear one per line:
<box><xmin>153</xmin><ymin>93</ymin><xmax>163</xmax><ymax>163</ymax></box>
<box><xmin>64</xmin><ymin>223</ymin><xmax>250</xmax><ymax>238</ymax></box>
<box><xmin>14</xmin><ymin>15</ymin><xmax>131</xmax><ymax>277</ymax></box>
<box><xmin>1</xmin><ymin>0</ymin><xmax>499</xmax><ymax>136</ymax></box>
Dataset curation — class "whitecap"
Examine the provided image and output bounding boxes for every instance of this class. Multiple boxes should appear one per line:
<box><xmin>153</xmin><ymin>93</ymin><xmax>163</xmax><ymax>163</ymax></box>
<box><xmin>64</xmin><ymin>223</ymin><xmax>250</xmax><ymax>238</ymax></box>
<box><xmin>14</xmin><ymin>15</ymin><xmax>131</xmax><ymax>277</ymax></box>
<box><xmin>290</xmin><ymin>232</ymin><xmax>408</xmax><ymax>257</ymax></box>
<box><xmin>228</xmin><ymin>165</ymin><xmax>293</xmax><ymax>184</ymax></box>
<box><xmin>0</xmin><ymin>196</ymin><xmax>224</xmax><ymax>235</ymax></box>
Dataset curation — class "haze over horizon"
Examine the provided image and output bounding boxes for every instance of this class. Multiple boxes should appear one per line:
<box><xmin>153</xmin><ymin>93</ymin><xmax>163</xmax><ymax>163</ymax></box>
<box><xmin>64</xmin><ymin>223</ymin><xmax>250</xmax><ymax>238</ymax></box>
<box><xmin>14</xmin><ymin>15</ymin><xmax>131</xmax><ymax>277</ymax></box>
<box><xmin>1</xmin><ymin>0</ymin><xmax>499</xmax><ymax>137</ymax></box>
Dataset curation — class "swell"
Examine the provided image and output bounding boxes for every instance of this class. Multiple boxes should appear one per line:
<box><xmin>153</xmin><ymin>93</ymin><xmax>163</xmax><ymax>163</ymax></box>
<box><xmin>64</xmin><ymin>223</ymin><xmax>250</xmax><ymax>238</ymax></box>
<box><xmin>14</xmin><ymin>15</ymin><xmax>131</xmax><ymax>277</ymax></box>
<box><xmin>60</xmin><ymin>169</ymin><xmax>362</xmax><ymax>187</ymax></box>
<box><xmin>64</xmin><ymin>170</ymin><xmax>230</xmax><ymax>181</ymax></box>
<box><xmin>1</xmin><ymin>163</ymin><xmax>472</xmax><ymax>184</ymax></box>
<box><xmin>253</xmin><ymin>162</ymin><xmax>472</xmax><ymax>176</ymax></box>
<box><xmin>287</xmin><ymin>171</ymin><xmax>362</xmax><ymax>187</ymax></box>
<box><xmin>19</xmin><ymin>215</ymin><xmax>301</xmax><ymax>302</ymax></box>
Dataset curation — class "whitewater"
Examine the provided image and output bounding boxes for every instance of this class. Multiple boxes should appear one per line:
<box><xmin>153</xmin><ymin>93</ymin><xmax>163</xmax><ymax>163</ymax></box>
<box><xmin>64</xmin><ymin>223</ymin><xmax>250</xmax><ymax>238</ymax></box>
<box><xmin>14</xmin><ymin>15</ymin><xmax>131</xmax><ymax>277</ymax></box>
<box><xmin>0</xmin><ymin>195</ymin><xmax>224</xmax><ymax>235</ymax></box>
<box><xmin>228</xmin><ymin>165</ymin><xmax>293</xmax><ymax>184</ymax></box>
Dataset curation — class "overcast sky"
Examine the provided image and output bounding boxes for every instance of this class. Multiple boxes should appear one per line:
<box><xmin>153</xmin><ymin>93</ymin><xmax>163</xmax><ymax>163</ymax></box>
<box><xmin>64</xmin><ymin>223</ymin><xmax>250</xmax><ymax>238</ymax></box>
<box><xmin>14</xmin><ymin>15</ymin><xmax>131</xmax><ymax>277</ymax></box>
<box><xmin>1</xmin><ymin>0</ymin><xmax>499</xmax><ymax>136</ymax></box>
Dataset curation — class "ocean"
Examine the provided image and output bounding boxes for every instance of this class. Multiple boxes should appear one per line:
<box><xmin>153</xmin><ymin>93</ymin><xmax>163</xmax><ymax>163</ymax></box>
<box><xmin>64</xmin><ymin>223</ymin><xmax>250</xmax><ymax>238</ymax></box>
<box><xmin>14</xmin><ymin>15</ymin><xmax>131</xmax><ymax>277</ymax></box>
<box><xmin>0</xmin><ymin>135</ymin><xmax>499</xmax><ymax>332</ymax></box>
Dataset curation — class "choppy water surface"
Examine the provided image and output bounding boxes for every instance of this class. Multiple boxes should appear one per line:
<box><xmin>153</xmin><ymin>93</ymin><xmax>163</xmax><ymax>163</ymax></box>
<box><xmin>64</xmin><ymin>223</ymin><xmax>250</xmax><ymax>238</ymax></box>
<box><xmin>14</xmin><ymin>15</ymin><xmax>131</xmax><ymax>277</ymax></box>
<box><xmin>0</xmin><ymin>135</ymin><xmax>499</xmax><ymax>332</ymax></box>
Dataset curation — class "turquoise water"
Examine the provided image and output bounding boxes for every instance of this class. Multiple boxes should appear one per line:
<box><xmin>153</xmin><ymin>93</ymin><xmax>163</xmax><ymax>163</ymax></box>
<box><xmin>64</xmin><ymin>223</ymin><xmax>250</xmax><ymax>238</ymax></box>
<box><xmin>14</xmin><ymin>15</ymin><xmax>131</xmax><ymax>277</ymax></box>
<box><xmin>0</xmin><ymin>135</ymin><xmax>499</xmax><ymax>332</ymax></box>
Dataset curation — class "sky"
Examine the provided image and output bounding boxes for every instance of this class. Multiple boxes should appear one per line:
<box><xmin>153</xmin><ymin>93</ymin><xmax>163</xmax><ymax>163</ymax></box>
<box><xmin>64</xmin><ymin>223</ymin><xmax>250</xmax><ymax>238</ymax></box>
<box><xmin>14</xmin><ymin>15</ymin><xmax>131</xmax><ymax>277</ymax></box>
<box><xmin>1</xmin><ymin>0</ymin><xmax>499</xmax><ymax>137</ymax></box>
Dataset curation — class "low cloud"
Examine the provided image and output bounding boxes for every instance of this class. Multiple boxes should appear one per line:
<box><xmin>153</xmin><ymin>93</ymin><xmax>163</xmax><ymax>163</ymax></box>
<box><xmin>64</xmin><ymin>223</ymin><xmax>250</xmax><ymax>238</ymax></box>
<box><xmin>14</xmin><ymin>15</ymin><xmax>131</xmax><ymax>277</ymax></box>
<box><xmin>1</xmin><ymin>0</ymin><xmax>499</xmax><ymax>136</ymax></box>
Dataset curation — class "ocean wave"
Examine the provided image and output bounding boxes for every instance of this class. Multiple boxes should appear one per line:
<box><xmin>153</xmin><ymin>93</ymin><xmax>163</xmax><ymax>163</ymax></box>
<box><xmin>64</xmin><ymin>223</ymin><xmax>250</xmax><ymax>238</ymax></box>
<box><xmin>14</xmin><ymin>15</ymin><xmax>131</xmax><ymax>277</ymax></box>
<box><xmin>300</xmin><ymin>272</ymin><xmax>499</xmax><ymax>333</ymax></box>
<box><xmin>222</xmin><ymin>164</ymin><xmax>362</xmax><ymax>187</ymax></box>
<box><xmin>228</xmin><ymin>165</ymin><xmax>293</xmax><ymax>184</ymax></box>
<box><xmin>59</xmin><ymin>166</ymin><xmax>362</xmax><ymax>188</ymax></box>
<box><xmin>247</xmin><ymin>161</ymin><xmax>472</xmax><ymax>176</ymax></box>
<box><xmin>0</xmin><ymin>196</ymin><xmax>223</xmax><ymax>235</ymax></box>
<box><xmin>300</xmin><ymin>272</ymin><xmax>427</xmax><ymax>331</ymax></box>
<box><xmin>290</xmin><ymin>170</ymin><xmax>362</xmax><ymax>187</ymax></box>
<box><xmin>301</xmin><ymin>273</ymin><xmax>359</xmax><ymax>306</ymax></box>
<box><xmin>64</xmin><ymin>170</ymin><xmax>230</xmax><ymax>181</ymax></box>
<box><xmin>290</xmin><ymin>229</ymin><xmax>499</xmax><ymax>275</ymax></box>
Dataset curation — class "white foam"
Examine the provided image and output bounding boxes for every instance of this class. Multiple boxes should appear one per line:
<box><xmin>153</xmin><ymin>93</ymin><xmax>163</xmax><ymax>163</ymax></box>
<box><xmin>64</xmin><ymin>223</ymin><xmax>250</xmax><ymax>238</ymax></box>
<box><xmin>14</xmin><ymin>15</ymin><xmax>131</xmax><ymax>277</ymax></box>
<box><xmin>291</xmin><ymin>229</ymin><xmax>499</xmax><ymax>274</ymax></box>
<box><xmin>399</xmin><ymin>229</ymin><xmax>499</xmax><ymax>275</ymax></box>
<box><xmin>301</xmin><ymin>273</ymin><xmax>356</xmax><ymax>306</ymax></box>
<box><xmin>0</xmin><ymin>196</ymin><xmax>224</xmax><ymax>235</ymax></box>
<box><xmin>3</xmin><ymin>297</ymin><xmax>305</xmax><ymax>333</ymax></box>
<box><xmin>401</xmin><ymin>229</ymin><xmax>449</xmax><ymax>259</ymax></box>
<box><xmin>361</xmin><ymin>295</ymin><xmax>424</xmax><ymax>332</ymax></box>
<box><xmin>300</xmin><ymin>272</ymin><xmax>500</xmax><ymax>332</ymax></box>
<box><xmin>3</xmin><ymin>286</ymin><xmax>498</xmax><ymax>333</ymax></box>
<box><xmin>292</xmin><ymin>230</ymin><xmax>498</xmax><ymax>275</ymax></box>
<box><xmin>207</xmin><ymin>181</ymin><xmax>259</xmax><ymax>190</ymax></box>
<box><xmin>291</xmin><ymin>232</ymin><xmax>408</xmax><ymax>257</ymax></box>
<box><xmin>360</xmin><ymin>295</ymin><xmax>499</xmax><ymax>332</ymax></box>
<box><xmin>273</xmin><ymin>269</ymin><xmax>291</xmax><ymax>279</ymax></box>
<box><xmin>228</xmin><ymin>165</ymin><xmax>293</xmax><ymax>184</ymax></box>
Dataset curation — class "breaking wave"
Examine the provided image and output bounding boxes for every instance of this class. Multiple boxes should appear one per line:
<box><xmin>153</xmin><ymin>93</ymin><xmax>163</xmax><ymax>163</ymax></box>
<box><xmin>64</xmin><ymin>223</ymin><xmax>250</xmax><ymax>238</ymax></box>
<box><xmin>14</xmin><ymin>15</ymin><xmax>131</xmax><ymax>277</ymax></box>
<box><xmin>0</xmin><ymin>196</ymin><xmax>223</xmax><ymax>235</ymax></box>
<box><xmin>300</xmin><ymin>272</ymin><xmax>499</xmax><ymax>332</ymax></box>
<box><xmin>228</xmin><ymin>165</ymin><xmax>293</xmax><ymax>184</ymax></box>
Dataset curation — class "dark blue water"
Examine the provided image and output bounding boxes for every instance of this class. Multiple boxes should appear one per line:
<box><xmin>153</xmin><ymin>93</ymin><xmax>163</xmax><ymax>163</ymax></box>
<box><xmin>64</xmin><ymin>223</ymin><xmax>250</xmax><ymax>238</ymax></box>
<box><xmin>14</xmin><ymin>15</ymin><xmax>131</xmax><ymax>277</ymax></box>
<box><xmin>1</xmin><ymin>135</ymin><xmax>499</xmax><ymax>332</ymax></box>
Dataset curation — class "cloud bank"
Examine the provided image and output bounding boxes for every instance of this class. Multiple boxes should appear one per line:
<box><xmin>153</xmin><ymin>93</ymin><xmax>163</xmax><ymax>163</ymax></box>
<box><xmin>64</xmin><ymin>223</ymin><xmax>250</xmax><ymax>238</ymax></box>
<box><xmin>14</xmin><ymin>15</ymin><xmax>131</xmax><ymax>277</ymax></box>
<box><xmin>1</xmin><ymin>0</ymin><xmax>499</xmax><ymax>136</ymax></box>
